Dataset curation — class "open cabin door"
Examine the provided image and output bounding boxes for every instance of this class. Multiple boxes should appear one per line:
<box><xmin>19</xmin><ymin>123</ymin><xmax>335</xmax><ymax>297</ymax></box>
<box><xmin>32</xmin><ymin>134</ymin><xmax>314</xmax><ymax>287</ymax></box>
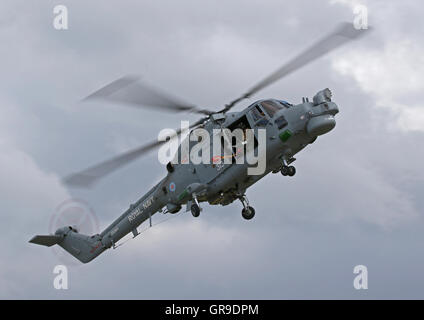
<box><xmin>192</xmin><ymin>127</ymin><xmax>233</xmax><ymax>185</ymax></box>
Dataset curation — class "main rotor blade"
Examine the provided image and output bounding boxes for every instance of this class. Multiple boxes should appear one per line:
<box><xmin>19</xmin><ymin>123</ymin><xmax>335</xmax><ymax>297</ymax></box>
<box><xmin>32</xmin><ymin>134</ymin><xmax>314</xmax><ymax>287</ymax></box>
<box><xmin>222</xmin><ymin>22</ymin><xmax>370</xmax><ymax>112</ymax></box>
<box><xmin>63</xmin><ymin>117</ymin><xmax>208</xmax><ymax>188</ymax></box>
<box><xmin>84</xmin><ymin>76</ymin><xmax>213</xmax><ymax>115</ymax></box>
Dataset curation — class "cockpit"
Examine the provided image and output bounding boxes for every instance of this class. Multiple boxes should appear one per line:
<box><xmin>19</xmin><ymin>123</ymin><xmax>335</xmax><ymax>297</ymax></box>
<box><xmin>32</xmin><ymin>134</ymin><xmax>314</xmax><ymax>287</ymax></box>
<box><xmin>250</xmin><ymin>104</ymin><xmax>268</xmax><ymax>127</ymax></box>
<box><xmin>248</xmin><ymin>99</ymin><xmax>291</xmax><ymax>129</ymax></box>
<box><xmin>263</xmin><ymin>99</ymin><xmax>292</xmax><ymax>113</ymax></box>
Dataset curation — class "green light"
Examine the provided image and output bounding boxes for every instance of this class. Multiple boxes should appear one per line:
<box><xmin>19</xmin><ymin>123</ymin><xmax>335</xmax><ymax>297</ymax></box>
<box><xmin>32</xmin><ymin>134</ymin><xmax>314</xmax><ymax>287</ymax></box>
<box><xmin>279</xmin><ymin>129</ymin><xmax>292</xmax><ymax>142</ymax></box>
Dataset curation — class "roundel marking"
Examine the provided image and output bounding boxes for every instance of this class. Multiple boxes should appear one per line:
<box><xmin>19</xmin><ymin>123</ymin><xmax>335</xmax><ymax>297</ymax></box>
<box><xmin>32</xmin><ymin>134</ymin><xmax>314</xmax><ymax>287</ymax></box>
<box><xmin>169</xmin><ymin>182</ymin><xmax>176</xmax><ymax>192</ymax></box>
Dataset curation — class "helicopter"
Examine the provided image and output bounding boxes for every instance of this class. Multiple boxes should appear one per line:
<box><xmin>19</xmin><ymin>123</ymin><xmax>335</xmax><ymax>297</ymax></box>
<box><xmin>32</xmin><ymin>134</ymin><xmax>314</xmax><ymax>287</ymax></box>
<box><xmin>29</xmin><ymin>23</ymin><xmax>368</xmax><ymax>263</ymax></box>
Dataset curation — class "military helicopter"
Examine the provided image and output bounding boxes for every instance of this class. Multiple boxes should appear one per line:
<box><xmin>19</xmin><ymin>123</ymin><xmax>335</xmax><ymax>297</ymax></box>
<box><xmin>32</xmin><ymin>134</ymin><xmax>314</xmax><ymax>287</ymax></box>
<box><xmin>30</xmin><ymin>23</ymin><xmax>368</xmax><ymax>263</ymax></box>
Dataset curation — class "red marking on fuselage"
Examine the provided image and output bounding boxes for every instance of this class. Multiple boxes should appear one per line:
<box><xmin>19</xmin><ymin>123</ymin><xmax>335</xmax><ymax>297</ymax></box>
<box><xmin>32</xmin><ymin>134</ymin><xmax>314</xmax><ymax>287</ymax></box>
<box><xmin>90</xmin><ymin>242</ymin><xmax>102</xmax><ymax>253</ymax></box>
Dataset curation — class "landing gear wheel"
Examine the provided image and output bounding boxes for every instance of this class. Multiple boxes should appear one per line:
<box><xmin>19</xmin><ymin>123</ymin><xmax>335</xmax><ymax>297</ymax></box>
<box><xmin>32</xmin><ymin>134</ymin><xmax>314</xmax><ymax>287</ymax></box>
<box><xmin>281</xmin><ymin>165</ymin><xmax>289</xmax><ymax>176</ymax></box>
<box><xmin>191</xmin><ymin>203</ymin><xmax>200</xmax><ymax>217</ymax></box>
<box><xmin>287</xmin><ymin>166</ymin><xmax>296</xmax><ymax>176</ymax></box>
<box><xmin>241</xmin><ymin>206</ymin><xmax>255</xmax><ymax>220</ymax></box>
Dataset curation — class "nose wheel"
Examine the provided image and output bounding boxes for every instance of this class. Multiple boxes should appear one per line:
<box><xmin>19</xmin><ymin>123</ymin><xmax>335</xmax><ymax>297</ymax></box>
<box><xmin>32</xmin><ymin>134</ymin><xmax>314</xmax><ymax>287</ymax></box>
<box><xmin>239</xmin><ymin>195</ymin><xmax>255</xmax><ymax>220</ymax></box>
<box><xmin>281</xmin><ymin>165</ymin><xmax>296</xmax><ymax>176</ymax></box>
<box><xmin>280</xmin><ymin>157</ymin><xmax>296</xmax><ymax>177</ymax></box>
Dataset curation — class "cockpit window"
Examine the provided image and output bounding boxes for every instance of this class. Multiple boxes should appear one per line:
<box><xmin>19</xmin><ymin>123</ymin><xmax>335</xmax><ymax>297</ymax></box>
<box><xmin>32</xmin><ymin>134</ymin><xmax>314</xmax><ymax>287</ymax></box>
<box><xmin>249</xmin><ymin>105</ymin><xmax>269</xmax><ymax>127</ymax></box>
<box><xmin>250</xmin><ymin>105</ymin><xmax>266</xmax><ymax>122</ymax></box>
<box><xmin>275</xmin><ymin>115</ymin><xmax>288</xmax><ymax>129</ymax></box>
<box><xmin>255</xmin><ymin>118</ymin><xmax>268</xmax><ymax>127</ymax></box>
<box><xmin>260</xmin><ymin>100</ymin><xmax>283</xmax><ymax>117</ymax></box>
<box><xmin>279</xmin><ymin>100</ymin><xmax>293</xmax><ymax>108</ymax></box>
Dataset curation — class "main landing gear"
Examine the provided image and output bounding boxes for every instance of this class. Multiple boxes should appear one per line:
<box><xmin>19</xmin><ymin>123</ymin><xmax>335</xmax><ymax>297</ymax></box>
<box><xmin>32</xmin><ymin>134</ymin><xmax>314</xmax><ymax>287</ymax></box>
<box><xmin>190</xmin><ymin>193</ymin><xmax>256</xmax><ymax>220</ymax></box>
<box><xmin>191</xmin><ymin>203</ymin><xmax>200</xmax><ymax>217</ymax></box>
<box><xmin>239</xmin><ymin>195</ymin><xmax>255</xmax><ymax>220</ymax></box>
<box><xmin>191</xmin><ymin>193</ymin><xmax>201</xmax><ymax>217</ymax></box>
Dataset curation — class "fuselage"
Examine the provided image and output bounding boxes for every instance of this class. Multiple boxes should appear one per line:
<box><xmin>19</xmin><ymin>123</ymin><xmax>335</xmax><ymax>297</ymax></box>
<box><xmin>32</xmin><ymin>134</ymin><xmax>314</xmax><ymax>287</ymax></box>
<box><xmin>48</xmin><ymin>89</ymin><xmax>339</xmax><ymax>262</ymax></box>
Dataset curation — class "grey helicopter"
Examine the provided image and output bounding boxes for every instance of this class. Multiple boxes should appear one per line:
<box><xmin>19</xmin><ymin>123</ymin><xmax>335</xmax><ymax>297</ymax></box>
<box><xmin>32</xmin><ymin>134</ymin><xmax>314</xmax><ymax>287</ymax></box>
<box><xmin>30</xmin><ymin>23</ymin><xmax>368</xmax><ymax>263</ymax></box>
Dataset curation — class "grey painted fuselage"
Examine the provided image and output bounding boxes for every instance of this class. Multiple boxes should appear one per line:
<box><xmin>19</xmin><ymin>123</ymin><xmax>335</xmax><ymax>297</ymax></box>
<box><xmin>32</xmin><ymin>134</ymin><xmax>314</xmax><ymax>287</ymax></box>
<box><xmin>30</xmin><ymin>89</ymin><xmax>339</xmax><ymax>263</ymax></box>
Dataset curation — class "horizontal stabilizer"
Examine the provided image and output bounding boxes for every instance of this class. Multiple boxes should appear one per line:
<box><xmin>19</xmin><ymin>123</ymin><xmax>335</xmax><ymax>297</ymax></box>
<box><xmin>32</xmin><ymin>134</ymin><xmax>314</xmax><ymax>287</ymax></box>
<box><xmin>29</xmin><ymin>235</ymin><xmax>63</xmax><ymax>247</ymax></box>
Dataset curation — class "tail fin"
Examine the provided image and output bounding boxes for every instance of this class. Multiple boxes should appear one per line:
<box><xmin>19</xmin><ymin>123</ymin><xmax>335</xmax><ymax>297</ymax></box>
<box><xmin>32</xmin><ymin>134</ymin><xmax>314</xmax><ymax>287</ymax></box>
<box><xmin>29</xmin><ymin>226</ymin><xmax>105</xmax><ymax>264</ymax></box>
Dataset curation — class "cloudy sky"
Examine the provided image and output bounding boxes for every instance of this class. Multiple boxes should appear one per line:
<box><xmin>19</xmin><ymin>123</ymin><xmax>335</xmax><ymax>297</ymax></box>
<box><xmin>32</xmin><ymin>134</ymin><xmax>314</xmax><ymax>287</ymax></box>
<box><xmin>0</xmin><ymin>0</ymin><xmax>423</xmax><ymax>299</ymax></box>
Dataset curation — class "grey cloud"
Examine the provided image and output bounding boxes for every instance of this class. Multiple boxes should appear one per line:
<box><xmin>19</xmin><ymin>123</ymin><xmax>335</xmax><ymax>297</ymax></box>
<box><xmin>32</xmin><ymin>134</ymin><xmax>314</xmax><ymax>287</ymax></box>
<box><xmin>0</xmin><ymin>0</ymin><xmax>423</xmax><ymax>299</ymax></box>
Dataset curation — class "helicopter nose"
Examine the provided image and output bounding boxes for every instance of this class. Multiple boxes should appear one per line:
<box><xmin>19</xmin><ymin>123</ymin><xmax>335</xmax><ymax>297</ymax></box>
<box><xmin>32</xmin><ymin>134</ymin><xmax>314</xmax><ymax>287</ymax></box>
<box><xmin>306</xmin><ymin>114</ymin><xmax>336</xmax><ymax>136</ymax></box>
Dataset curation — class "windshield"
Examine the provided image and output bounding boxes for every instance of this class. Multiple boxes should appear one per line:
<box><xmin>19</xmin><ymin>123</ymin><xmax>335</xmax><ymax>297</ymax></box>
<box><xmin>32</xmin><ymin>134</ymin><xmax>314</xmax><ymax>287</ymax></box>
<box><xmin>260</xmin><ymin>100</ymin><xmax>283</xmax><ymax>118</ymax></box>
<box><xmin>249</xmin><ymin>105</ymin><xmax>269</xmax><ymax>127</ymax></box>
<box><xmin>250</xmin><ymin>105</ymin><xmax>266</xmax><ymax>121</ymax></box>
